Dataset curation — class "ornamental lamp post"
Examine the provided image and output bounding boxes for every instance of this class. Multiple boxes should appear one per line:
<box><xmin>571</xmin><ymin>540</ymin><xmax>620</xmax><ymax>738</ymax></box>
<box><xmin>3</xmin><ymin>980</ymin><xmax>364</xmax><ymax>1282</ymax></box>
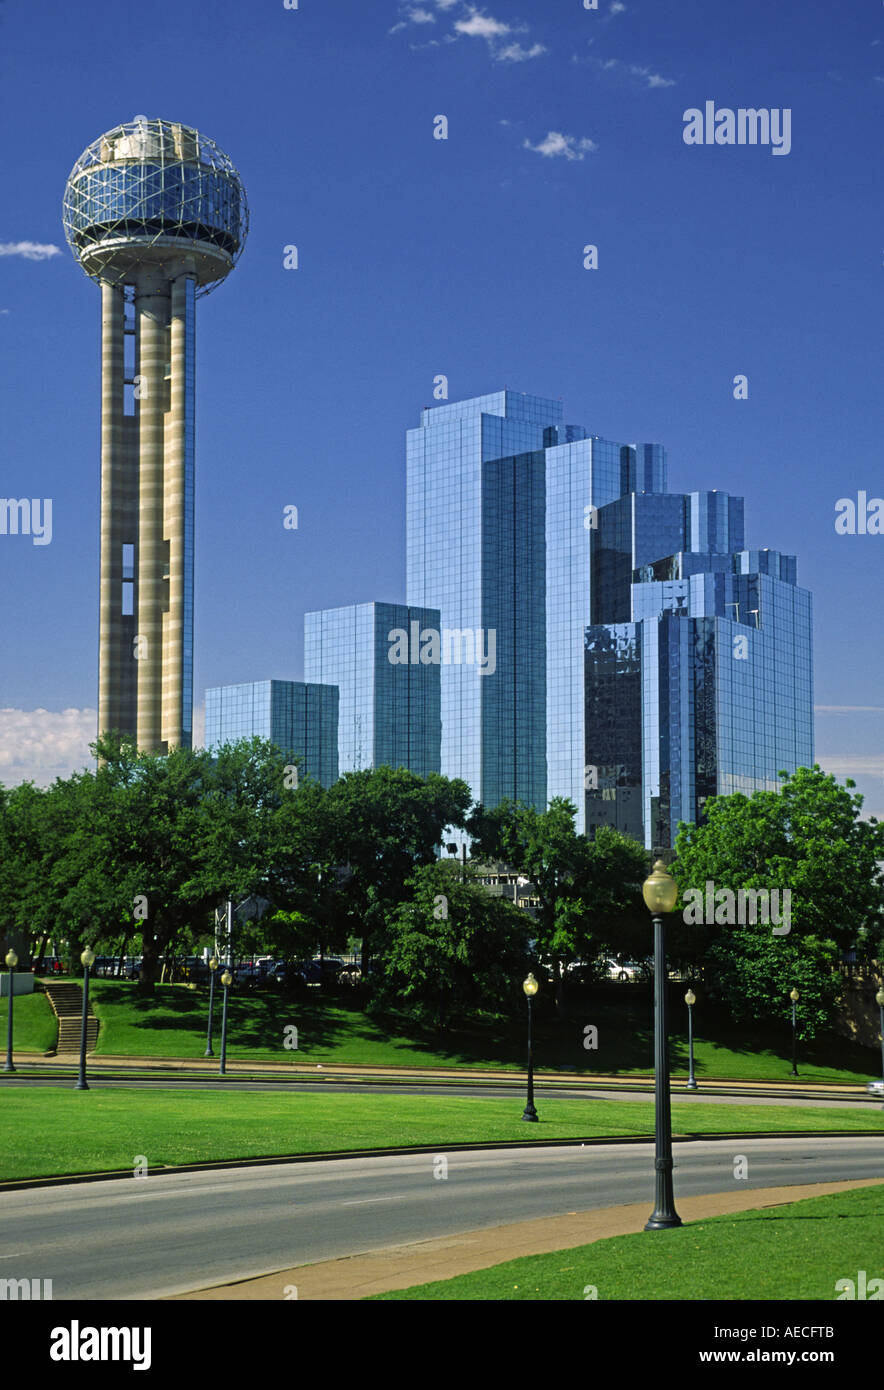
<box><xmin>789</xmin><ymin>987</ymin><xmax>800</xmax><ymax>1079</ymax></box>
<box><xmin>4</xmin><ymin>949</ymin><xmax>18</xmax><ymax>1073</ymax></box>
<box><xmin>685</xmin><ymin>988</ymin><xmax>698</xmax><ymax>1092</ymax></box>
<box><xmin>76</xmin><ymin>947</ymin><xmax>96</xmax><ymax>1091</ymax></box>
<box><xmin>204</xmin><ymin>955</ymin><xmax>219</xmax><ymax>1057</ymax></box>
<box><xmin>876</xmin><ymin>987</ymin><xmax>884</xmax><ymax>1109</ymax></box>
<box><xmin>219</xmin><ymin>968</ymin><xmax>233</xmax><ymax>1076</ymax></box>
<box><xmin>521</xmin><ymin>972</ymin><xmax>539</xmax><ymax>1122</ymax></box>
<box><xmin>642</xmin><ymin>859</ymin><xmax>682</xmax><ymax>1231</ymax></box>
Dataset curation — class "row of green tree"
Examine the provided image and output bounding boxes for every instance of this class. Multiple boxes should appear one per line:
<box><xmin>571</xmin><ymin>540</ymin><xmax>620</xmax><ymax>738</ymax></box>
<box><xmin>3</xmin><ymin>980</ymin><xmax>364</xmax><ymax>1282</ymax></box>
<box><xmin>1</xmin><ymin>737</ymin><xmax>881</xmax><ymax>1037</ymax></box>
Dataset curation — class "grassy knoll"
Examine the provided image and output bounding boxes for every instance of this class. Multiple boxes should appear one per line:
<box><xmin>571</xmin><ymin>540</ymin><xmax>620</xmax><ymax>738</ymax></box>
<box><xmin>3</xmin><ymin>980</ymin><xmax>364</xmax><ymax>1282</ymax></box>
<box><xmin>0</xmin><ymin>1089</ymin><xmax>881</xmax><ymax>1183</ymax></box>
<box><xmin>372</xmin><ymin>1183</ymin><xmax>884</xmax><ymax>1301</ymax></box>
<box><xmin>0</xmin><ymin>991</ymin><xmax>58</xmax><ymax>1054</ymax></box>
<box><xmin>77</xmin><ymin>981</ymin><xmax>882</xmax><ymax>1085</ymax></box>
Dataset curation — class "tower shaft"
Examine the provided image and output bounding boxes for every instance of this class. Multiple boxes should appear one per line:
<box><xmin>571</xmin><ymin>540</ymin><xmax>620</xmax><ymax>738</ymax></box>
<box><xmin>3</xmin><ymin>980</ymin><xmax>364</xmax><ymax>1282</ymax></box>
<box><xmin>97</xmin><ymin>270</ymin><xmax>195</xmax><ymax>754</ymax></box>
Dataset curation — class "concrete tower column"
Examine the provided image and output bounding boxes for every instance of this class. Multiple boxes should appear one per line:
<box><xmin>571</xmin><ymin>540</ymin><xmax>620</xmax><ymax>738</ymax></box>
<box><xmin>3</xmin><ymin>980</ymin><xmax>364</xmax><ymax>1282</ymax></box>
<box><xmin>98</xmin><ymin>281</ymin><xmax>126</xmax><ymax>744</ymax></box>
<box><xmin>162</xmin><ymin>273</ymin><xmax>194</xmax><ymax>748</ymax></box>
<box><xmin>135</xmin><ymin>275</ymin><xmax>170</xmax><ymax>754</ymax></box>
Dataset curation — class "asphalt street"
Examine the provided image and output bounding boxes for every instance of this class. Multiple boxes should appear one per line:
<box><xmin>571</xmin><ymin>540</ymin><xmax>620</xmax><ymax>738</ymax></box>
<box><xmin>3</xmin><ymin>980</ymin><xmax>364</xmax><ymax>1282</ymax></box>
<box><xmin>2</xmin><ymin>1136</ymin><xmax>881</xmax><ymax>1300</ymax></box>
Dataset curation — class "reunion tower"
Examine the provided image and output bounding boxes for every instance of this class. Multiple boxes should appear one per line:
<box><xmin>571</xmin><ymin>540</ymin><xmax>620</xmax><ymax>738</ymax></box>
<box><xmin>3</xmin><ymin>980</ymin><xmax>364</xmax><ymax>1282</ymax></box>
<box><xmin>63</xmin><ymin>117</ymin><xmax>248</xmax><ymax>753</ymax></box>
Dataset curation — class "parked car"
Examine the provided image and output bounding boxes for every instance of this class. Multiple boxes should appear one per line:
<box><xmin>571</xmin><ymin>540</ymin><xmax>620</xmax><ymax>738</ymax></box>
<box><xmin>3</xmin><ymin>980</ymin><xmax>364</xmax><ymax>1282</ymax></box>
<box><xmin>606</xmin><ymin>960</ymin><xmax>643</xmax><ymax>982</ymax></box>
<box><xmin>866</xmin><ymin>1080</ymin><xmax>884</xmax><ymax>1098</ymax></box>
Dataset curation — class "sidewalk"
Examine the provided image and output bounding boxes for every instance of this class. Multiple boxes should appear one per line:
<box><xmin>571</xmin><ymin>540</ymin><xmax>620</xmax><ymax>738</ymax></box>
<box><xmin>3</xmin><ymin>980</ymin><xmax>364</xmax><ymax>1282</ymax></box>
<box><xmin>168</xmin><ymin>1177</ymin><xmax>884</xmax><ymax>1301</ymax></box>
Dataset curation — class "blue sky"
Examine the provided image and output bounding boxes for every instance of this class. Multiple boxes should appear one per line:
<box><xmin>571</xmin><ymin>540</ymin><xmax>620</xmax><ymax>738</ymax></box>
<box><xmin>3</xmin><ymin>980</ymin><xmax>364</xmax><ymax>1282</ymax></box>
<box><xmin>1</xmin><ymin>0</ymin><xmax>883</xmax><ymax>813</ymax></box>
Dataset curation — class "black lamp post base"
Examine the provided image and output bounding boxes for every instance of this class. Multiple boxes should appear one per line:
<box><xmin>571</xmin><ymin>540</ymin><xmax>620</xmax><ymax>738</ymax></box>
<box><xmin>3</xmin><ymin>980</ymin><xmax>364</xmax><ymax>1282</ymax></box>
<box><xmin>521</xmin><ymin>1106</ymin><xmax>539</xmax><ymax>1122</ymax></box>
<box><xmin>685</xmin><ymin>1079</ymin><xmax>698</xmax><ymax>1091</ymax></box>
<box><xmin>644</xmin><ymin>1212</ymin><xmax>682</xmax><ymax>1231</ymax></box>
<box><xmin>75</xmin><ymin>1080</ymin><xmax>89</xmax><ymax>1091</ymax></box>
<box><xmin>204</xmin><ymin>1047</ymin><xmax>214</xmax><ymax>1057</ymax></box>
<box><xmin>4</xmin><ymin>1062</ymin><xmax>16</xmax><ymax>1074</ymax></box>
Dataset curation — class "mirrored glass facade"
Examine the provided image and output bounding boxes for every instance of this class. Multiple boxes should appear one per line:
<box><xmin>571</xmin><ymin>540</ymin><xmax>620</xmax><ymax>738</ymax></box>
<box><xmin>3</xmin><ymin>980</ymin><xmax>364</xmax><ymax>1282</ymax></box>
<box><xmin>584</xmin><ymin>543</ymin><xmax>813</xmax><ymax>849</ymax></box>
<box><xmin>205</xmin><ymin>680</ymin><xmax>339</xmax><ymax>787</ymax></box>
<box><xmin>410</xmin><ymin>392</ymin><xmax>812</xmax><ymax>850</ymax></box>
<box><xmin>207</xmin><ymin>389</ymin><xmax>813</xmax><ymax>853</ymax></box>
<box><xmin>304</xmin><ymin>602</ymin><xmax>441</xmax><ymax>777</ymax></box>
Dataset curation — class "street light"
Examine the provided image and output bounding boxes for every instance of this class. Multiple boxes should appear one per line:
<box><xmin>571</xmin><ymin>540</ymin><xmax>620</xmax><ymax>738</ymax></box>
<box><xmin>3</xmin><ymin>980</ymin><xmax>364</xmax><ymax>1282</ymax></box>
<box><xmin>685</xmin><ymin>988</ymin><xmax>698</xmax><ymax>1092</ymax></box>
<box><xmin>875</xmin><ymin>986</ymin><xmax>884</xmax><ymax>1110</ymax></box>
<box><xmin>789</xmin><ymin>987</ymin><xmax>800</xmax><ymax>1079</ymax></box>
<box><xmin>75</xmin><ymin>947</ymin><xmax>96</xmax><ymax>1091</ymax></box>
<box><xmin>219</xmin><ymin>968</ymin><xmax>233</xmax><ymax>1076</ymax></box>
<box><xmin>642</xmin><ymin>859</ymin><xmax>682</xmax><ymax>1231</ymax></box>
<box><xmin>4</xmin><ymin>949</ymin><xmax>18</xmax><ymax>1073</ymax></box>
<box><xmin>521</xmin><ymin>972</ymin><xmax>539</xmax><ymax>1122</ymax></box>
<box><xmin>204</xmin><ymin>956</ymin><xmax>219</xmax><ymax>1057</ymax></box>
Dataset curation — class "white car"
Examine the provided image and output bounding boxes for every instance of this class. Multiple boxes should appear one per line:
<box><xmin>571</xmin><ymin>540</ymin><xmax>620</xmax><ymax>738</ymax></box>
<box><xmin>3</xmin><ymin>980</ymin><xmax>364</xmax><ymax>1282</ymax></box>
<box><xmin>866</xmin><ymin>1080</ymin><xmax>884</xmax><ymax>1098</ymax></box>
<box><xmin>607</xmin><ymin>960</ymin><xmax>642</xmax><ymax>982</ymax></box>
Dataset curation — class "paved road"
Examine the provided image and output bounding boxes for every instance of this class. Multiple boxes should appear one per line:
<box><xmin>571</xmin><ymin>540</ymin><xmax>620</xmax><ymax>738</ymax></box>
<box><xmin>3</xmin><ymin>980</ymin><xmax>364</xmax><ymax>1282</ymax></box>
<box><xmin>2</xmin><ymin>1136</ymin><xmax>881</xmax><ymax>1300</ymax></box>
<box><xmin>1</xmin><ymin>1075</ymin><xmax>878</xmax><ymax>1108</ymax></box>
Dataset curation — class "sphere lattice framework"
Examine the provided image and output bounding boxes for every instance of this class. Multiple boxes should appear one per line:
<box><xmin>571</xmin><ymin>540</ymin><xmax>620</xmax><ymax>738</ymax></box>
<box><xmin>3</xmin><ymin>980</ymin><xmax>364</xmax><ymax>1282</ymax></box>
<box><xmin>63</xmin><ymin>116</ymin><xmax>248</xmax><ymax>296</ymax></box>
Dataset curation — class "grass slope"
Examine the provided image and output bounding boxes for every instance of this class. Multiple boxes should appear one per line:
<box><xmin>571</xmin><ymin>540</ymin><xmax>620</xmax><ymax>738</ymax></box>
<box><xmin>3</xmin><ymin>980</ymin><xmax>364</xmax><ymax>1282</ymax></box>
<box><xmin>371</xmin><ymin>1184</ymin><xmax>884</xmax><ymax>1301</ymax></box>
<box><xmin>80</xmin><ymin>981</ymin><xmax>882</xmax><ymax>1085</ymax></box>
<box><xmin>0</xmin><ymin>1090</ymin><xmax>881</xmax><ymax>1182</ymax></box>
<box><xmin>0</xmin><ymin>992</ymin><xmax>57</xmax><ymax>1054</ymax></box>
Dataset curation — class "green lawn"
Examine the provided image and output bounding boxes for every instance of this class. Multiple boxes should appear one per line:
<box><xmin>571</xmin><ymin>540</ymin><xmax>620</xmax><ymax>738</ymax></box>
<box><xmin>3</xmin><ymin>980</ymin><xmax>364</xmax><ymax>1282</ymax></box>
<box><xmin>75</xmin><ymin>980</ymin><xmax>882</xmax><ymax>1085</ymax></box>
<box><xmin>0</xmin><ymin>1090</ymin><xmax>881</xmax><ymax>1182</ymax></box>
<box><xmin>371</xmin><ymin>1183</ymin><xmax>884</xmax><ymax>1300</ymax></box>
<box><xmin>0</xmin><ymin>991</ymin><xmax>57</xmax><ymax>1054</ymax></box>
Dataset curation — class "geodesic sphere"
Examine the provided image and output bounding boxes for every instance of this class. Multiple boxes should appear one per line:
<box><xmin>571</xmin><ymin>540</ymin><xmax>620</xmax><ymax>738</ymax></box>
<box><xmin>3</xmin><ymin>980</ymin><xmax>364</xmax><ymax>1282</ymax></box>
<box><xmin>62</xmin><ymin>116</ymin><xmax>248</xmax><ymax>295</ymax></box>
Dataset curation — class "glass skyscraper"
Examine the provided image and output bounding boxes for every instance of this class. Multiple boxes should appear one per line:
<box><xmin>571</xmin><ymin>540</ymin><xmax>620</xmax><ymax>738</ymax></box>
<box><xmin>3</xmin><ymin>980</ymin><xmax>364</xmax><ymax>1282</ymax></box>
<box><xmin>207</xmin><ymin>389</ymin><xmax>812</xmax><ymax>853</ymax></box>
<box><xmin>407</xmin><ymin>392</ymin><xmax>565</xmax><ymax>816</ymax></box>
<box><xmin>304</xmin><ymin>601</ymin><xmax>441</xmax><ymax>777</ymax></box>
<box><xmin>407</xmin><ymin>389</ymin><xmax>813</xmax><ymax>850</ymax></box>
<box><xmin>205</xmin><ymin>679</ymin><xmax>339</xmax><ymax>787</ymax></box>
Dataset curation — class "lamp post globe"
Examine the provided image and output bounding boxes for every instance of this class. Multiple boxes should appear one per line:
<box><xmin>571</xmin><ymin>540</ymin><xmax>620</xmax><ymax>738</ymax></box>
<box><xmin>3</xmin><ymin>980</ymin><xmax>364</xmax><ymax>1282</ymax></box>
<box><xmin>642</xmin><ymin>860</ymin><xmax>682</xmax><ymax>1231</ymax></box>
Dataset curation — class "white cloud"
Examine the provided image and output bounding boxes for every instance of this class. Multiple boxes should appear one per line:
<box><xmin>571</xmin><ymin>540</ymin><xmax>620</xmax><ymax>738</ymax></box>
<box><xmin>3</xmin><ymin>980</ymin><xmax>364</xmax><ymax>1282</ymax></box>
<box><xmin>630</xmin><ymin>64</ymin><xmax>675</xmax><ymax>88</ymax></box>
<box><xmin>0</xmin><ymin>705</ymin><xmax>208</xmax><ymax>784</ymax></box>
<box><xmin>524</xmin><ymin>130</ymin><xmax>598</xmax><ymax>160</ymax></box>
<box><xmin>0</xmin><ymin>309</ymin><xmax>9</xmax><ymax>316</ymax></box>
<box><xmin>586</xmin><ymin>55</ymin><xmax>674</xmax><ymax>87</ymax></box>
<box><xmin>610</xmin><ymin>1</ymin><xmax>627</xmax><ymax>12</ymax></box>
<box><xmin>0</xmin><ymin>242</ymin><xmax>62</xmax><ymax>261</ymax></box>
<box><xmin>455</xmin><ymin>10</ymin><xmax>511</xmax><ymax>39</ymax></box>
<box><xmin>396</xmin><ymin>3</ymin><xmax>544</xmax><ymax>65</ymax></box>
<box><xmin>0</xmin><ymin>708</ymin><xmax>96</xmax><ymax>787</ymax></box>
<box><xmin>815</xmin><ymin>753</ymin><xmax>884</xmax><ymax>777</ymax></box>
<box><xmin>497</xmin><ymin>41</ymin><xmax>547</xmax><ymax>62</ymax></box>
<box><xmin>391</xmin><ymin>5</ymin><xmax>435</xmax><ymax>30</ymax></box>
<box><xmin>815</xmin><ymin>705</ymin><xmax>884</xmax><ymax>714</ymax></box>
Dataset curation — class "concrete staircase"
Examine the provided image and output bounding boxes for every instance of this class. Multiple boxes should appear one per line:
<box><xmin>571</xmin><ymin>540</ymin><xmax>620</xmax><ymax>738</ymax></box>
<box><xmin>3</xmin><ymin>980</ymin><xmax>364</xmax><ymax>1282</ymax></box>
<box><xmin>42</xmin><ymin>981</ymin><xmax>99</xmax><ymax>1054</ymax></box>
